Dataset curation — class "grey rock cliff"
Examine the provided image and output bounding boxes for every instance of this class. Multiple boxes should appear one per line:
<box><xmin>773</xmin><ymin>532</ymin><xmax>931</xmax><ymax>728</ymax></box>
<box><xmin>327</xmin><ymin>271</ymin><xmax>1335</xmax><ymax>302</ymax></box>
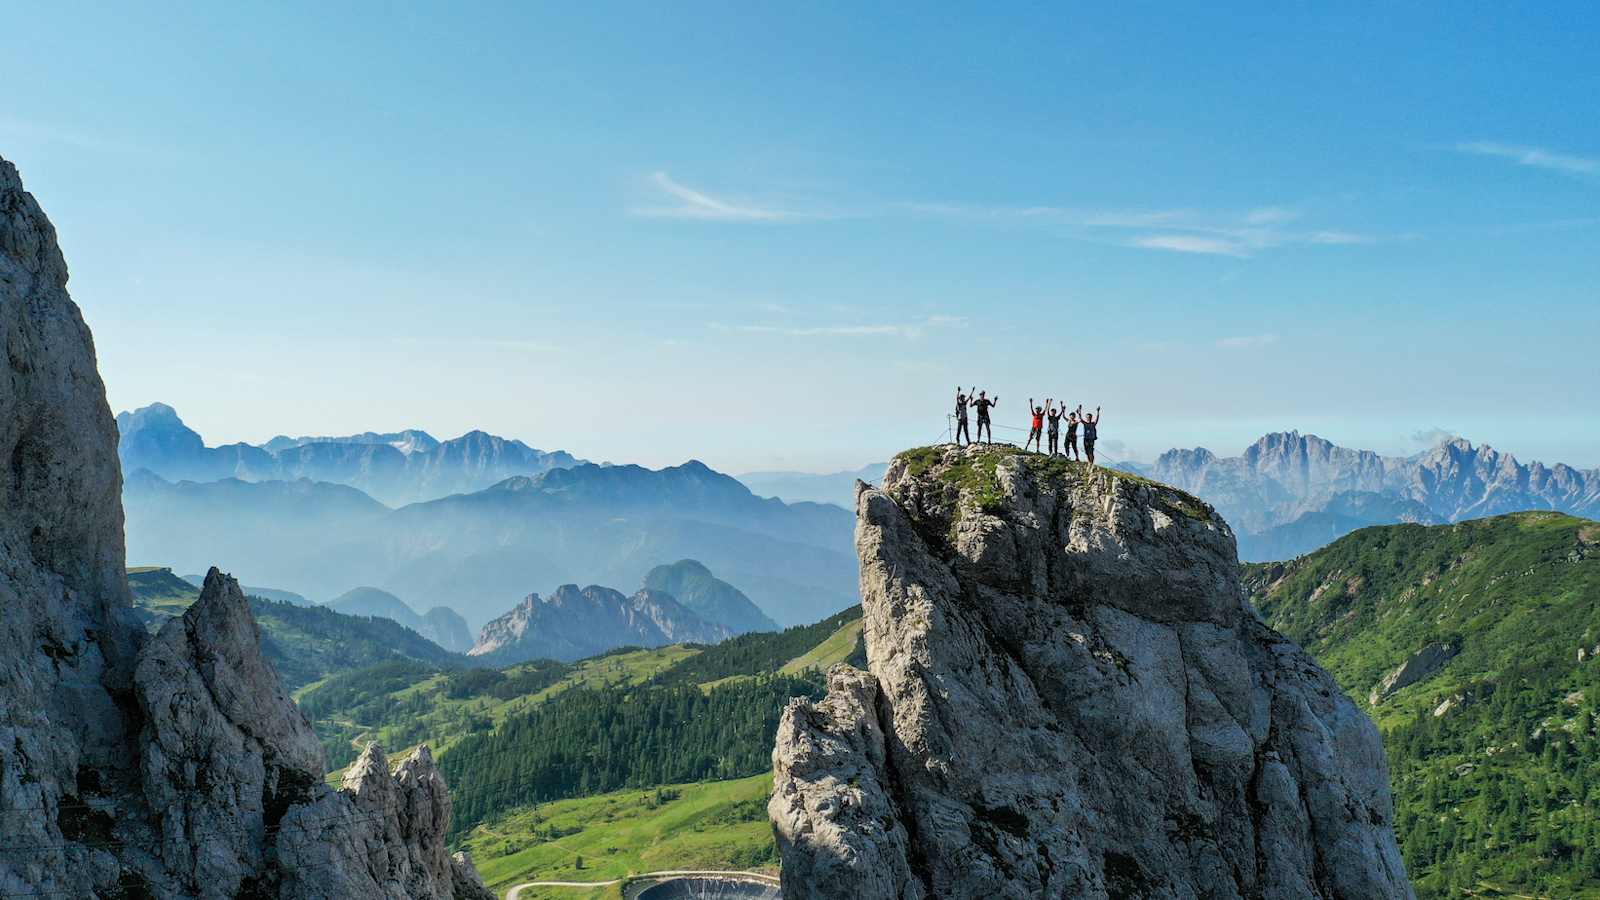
<box><xmin>0</xmin><ymin>154</ymin><xmax>487</xmax><ymax>898</ymax></box>
<box><xmin>770</xmin><ymin>445</ymin><xmax>1413</xmax><ymax>899</ymax></box>
<box><xmin>1369</xmin><ymin>641</ymin><xmax>1459</xmax><ymax>705</ymax></box>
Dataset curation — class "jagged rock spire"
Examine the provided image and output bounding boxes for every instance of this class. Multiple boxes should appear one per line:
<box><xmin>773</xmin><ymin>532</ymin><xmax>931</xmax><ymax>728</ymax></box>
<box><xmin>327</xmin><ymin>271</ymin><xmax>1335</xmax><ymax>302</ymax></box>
<box><xmin>771</xmin><ymin>445</ymin><xmax>1414</xmax><ymax>899</ymax></box>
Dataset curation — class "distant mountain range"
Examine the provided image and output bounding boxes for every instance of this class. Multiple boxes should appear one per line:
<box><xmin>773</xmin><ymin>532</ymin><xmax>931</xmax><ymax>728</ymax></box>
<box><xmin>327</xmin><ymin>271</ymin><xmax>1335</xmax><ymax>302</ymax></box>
<box><xmin>123</xmin><ymin>456</ymin><xmax>857</xmax><ymax>629</ymax></box>
<box><xmin>1128</xmin><ymin>432</ymin><xmax>1600</xmax><ymax>560</ymax></box>
<box><xmin>326</xmin><ymin>586</ymin><xmax>476</xmax><ymax>653</ymax></box>
<box><xmin>116</xmin><ymin>403</ymin><xmax>583</xmax><ymax>506</ymax></box>
<box><xmin>468</xmin><ymin>582</ymin><xmax>733</xmax><ymax>664</ymax></box>
<box><xmin>736</xmin><ymin>464</ymin><xmax>889</xmax><ymax>508</ymax></box>
<box><xmin>798</xmin><ymin>432</ymin><xmax>1600</xmax><ymax>561</ymax></box>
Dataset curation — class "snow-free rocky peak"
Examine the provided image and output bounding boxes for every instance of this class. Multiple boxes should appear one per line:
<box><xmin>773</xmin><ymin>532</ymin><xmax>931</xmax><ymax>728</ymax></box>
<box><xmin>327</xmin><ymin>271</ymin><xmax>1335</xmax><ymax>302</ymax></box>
<box><xmin>769</xmin><ymin>444</ymin><xmax>1414</xmax><ymax>899</ymax></box>
<box><xmin>0</xmin><ymin>154</ymin><xmax>490</xmax><ymax>899</ymax></box>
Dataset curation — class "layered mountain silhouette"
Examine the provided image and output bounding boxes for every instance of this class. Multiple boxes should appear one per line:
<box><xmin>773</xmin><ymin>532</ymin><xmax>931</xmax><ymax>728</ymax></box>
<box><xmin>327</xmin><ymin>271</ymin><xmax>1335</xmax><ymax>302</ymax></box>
<box><xmin>123</xmin><ymin>457</ymin><xmax>856</xmax><ymax>628</ymax></box>
<box><xmin>326</xmin><ymin>586</ymin><xmax>476</xmax><ymax>653</ymax></box>
<box><xmin>737</xmin><ymin>463</ymin><xmax>889</xmax><ymax>508</ymax></box>
<box><xmin>643</xmin><ymin>559</ymin><xmax>779</xmax><ymax>634</ymax></box>
<box><xmin>468</xmin><ymin>582</ymin><xmax>733</xmax><ymax>664</ymax></box>
<box><xmin>116</xmin><ymin>402</ymin><xmax>582</xmax><ymax>505</ymax></box>
<box><xmin>1130</xmin><ymin>432</ymin><xmax>1600</xmax><ymax>560</ymax></box>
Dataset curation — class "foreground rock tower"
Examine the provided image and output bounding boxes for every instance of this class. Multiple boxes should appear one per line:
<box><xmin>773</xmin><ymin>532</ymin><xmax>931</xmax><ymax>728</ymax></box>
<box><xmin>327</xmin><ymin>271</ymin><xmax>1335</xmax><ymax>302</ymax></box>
<box><xmin>770</xmin><ymin>446</ymin><xmax>1413</xmax><ymax>899</ymax></box>
<box><xmin>0</xmin><ymin>156</ymin><xmax>492</xmax><ymax>898</ymax></box>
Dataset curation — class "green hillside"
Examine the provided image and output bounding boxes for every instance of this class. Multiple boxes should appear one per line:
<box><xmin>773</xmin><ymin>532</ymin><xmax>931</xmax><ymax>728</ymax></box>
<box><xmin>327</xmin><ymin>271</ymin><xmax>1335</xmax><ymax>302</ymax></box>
<box><xmin>463</xmin><ymin>773</ymin><xmax>775</xmax><ymax>896</ymax></box>
<box><xmin>302</xmin><ymin>644</ymin><xmax>701</xmax><ymax>771</ymax></box>
<box><xmin>127</xmin><ymin>566</ymin><xmax>461</xmax><ymax>691</ymax></box>
<box><xmin>294</xmin><ymin>604</ymin><xmax>866</xmax><ymax>888</ymax></box>
<box><xmin>1245</xmin><ymin>512</ymin><xmax>1600</xmax><ymax>898</ymax></box>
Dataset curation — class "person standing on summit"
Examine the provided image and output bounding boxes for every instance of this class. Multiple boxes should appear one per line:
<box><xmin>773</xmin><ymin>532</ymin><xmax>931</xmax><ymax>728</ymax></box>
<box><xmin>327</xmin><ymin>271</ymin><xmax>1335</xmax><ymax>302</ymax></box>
<box><xmin>1025</xmin><ymin>398</ymin><xmax>1045</xmax><ymax>452</ymax></box>
<box><xmin>973</xmin><ymin>390</ymin><xmax>998</xmax><ymax>444</ymax></box>
<box><xmin>1082</xmin><ymin>405</ymin><xmax>1102</xmax><ymax>464</ymax></box>
<box><xmin>954</xmin><ymin>387</ymin><xmax>972</xmax><ymax>446</ymax></box>
<box><xmin>1045</xmin><ymin>400</ymin><xmax>1062</xmax><ymax>456</ymax></box>
<box><xmin>1064</xmin><ymin>405</ymin><xmax>1082</xmax><ymax>461</ymax></box>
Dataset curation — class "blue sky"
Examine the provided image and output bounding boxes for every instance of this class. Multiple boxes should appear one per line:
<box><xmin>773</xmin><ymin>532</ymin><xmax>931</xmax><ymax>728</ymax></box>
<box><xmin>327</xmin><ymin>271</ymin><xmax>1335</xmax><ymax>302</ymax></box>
<box><xmin>4</xmin><ymin>3</ymin><xmax>1597</xmax><ymax>471</ymax></box>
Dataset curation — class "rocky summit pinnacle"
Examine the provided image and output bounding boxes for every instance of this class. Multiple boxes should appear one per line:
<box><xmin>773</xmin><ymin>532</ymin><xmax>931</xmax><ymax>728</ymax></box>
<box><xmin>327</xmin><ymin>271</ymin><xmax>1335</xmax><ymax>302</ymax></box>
<box><xmin>769</xmin><ymin>444</ymin><xmax>1413</xmax><ymax>899</ymax></box>
<box><xmin>0</xmin><ymin>155</ymin><xmax>491</xmax><ymax>898</ymax></box>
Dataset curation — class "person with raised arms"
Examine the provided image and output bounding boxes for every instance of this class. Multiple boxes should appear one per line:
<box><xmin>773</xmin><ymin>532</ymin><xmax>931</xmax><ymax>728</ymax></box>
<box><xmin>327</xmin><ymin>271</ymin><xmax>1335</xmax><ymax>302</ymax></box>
<box><xmin>954</xmin><ymin>386</ymin><xmax>973</xmax><ymax>446</ymax></box>
<box><xmin>1025</xmin><ymin>398</ymin><xmax>1045</xmax><ymax>452</ymax></box>
<box><xmin>973</xmin><ymin>390</ymin><xmax>998</xmax><ymax>445</ymax></box>
<box><xmin>1045</xmin><ymin>400</ymin><xmax>1062</xmax><ymax>456</ymax></box>
<box><xmin>1082</xmin><ymin>405</ymin><xmax>1102</xmax><ymax>464</ymax></box>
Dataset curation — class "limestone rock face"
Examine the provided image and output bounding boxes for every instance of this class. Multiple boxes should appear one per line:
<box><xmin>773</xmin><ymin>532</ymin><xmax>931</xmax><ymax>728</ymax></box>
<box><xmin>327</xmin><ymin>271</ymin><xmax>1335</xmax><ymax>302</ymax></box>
<box><xmin>1369</xmin><ymin>641</ymin><xmax>1459</xmax><ymax>705</ymax></box>
<box><xmin>770</xmin><ymin>445</ymin><xmax>1414</xmax><ymax>900</ymax></box>
<box><xmin>0</xmin><ymin>154</ymin><xmax>487</xmax><ymax>898</ymax></box>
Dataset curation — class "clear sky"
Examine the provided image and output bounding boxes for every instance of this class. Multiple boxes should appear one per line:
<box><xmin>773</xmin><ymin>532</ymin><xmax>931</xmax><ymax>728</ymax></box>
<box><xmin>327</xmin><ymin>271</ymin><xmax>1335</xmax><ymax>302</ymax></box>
<box><xmin>4</xmin><ymin>3</ymin><xmax>1597</xmax><ymax>472</ymax></box>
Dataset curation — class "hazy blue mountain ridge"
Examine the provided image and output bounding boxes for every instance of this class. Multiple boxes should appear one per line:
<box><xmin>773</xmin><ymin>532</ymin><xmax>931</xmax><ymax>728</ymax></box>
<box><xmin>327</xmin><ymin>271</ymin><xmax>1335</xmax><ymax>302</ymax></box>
<box><xmin>116</xmin><ymin>402</ymin><xmax>583</xmax><ymax>505</ymax></box>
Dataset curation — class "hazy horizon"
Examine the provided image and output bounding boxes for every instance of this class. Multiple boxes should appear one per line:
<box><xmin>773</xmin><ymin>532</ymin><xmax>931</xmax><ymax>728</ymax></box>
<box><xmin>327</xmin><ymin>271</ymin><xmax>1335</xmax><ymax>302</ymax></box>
<box><xmin>7</xmin><ymin>4</ymin><xmax>1596</xmax><ymax>472</ymax></box>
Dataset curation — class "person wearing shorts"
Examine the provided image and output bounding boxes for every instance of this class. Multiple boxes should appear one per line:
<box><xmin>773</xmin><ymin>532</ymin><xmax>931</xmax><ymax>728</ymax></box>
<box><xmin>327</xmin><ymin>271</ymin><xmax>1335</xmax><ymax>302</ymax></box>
<box><xmin>1045</xmin><ymin>401</ymin><xmax>1062</xmax><ymax>456</ymax></box>
<box><xmin>1082</xmin><ymin>405</ymin><xmax>1102</xmax><ymax>465</ymax></box>
<box><xmin>1064</xmin><ymin>406</ymin><xmax>1082</xmax><ymax>461</ymax></box>
<box><xmin>1025</xmin><ymin>398</ymin><xmax>1044</xmax><ymax>452</ymax></box>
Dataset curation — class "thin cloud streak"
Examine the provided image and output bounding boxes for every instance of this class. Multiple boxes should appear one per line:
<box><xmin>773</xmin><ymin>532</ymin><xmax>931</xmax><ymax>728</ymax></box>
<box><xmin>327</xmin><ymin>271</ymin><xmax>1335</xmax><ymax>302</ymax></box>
<box><xmin>1456</xmin><ymin>141</ymin><xmax>1599</xmax><ymax>175</ymax></box>
<box><xmin>632</xmin><ymin>171</ymin><xmax>801</xmax><ymax>221</ymax></box>
<box><xmin>1216</xmin><ymin>333</ymin><xmax>1280</xmax><ymax>349</ymax></box>
<box><xmin>1132</xmin><ymin>234</ymin><xmax>1250</xmax><ymax>257</ymax></box>
<box><xmin>709</xmin><ymin>315</ymin><xmax>966</xmax><ymax>339</ymax></box>
<box><xmin>635</xmin><ymin>173</ymin><xmax>1383</xmax><ymax>256</ymax></box>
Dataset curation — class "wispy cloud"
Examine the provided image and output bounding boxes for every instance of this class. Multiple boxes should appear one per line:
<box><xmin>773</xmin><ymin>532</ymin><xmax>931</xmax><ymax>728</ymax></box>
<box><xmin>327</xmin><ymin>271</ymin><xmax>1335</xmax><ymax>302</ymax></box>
<box><xmin>710</xmin><ymin>315</ymin><xmax>965</xmax><ymax>339</ymax></box>
<box><xmin>632</xmin><ymin>172</ymin><xmax>812</xmax><ymax>221</ymax></box>
<box><xmin>1215</xmin><ymin>333</ymin><xmax>1279</xmax><ymax>349</ymax></box>
<box><xmin>1455</xmin><ymin>141</ymin><xmax>1599</xmax><ymax>175</ymax></box>
<box><xmin>633</xmin><ymin>172</ymin><xmax>1381</xmax><ymax>256</ymax></box>
<box><xmin>1245</xmin><ymin>206</ymin><xmax>1299</xmax><ymax>225</ymax></box>
<box><xmin>1132</xmin><ymin>234</ymin><xmax>1251</xmax><ymax>257</ymax></box>
<box><xmin>912</xmin><ymin>201</ymin><xmax>1377</xmax><ymax>258</ymax></box>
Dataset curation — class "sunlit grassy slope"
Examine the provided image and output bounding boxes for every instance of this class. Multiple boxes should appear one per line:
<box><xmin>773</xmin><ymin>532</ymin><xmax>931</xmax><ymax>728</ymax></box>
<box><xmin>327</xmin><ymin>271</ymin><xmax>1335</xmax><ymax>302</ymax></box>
<box><xmin>463</xmin><ymin>773</ymin><xmax>775</xmax><ymax>897</ymax></box>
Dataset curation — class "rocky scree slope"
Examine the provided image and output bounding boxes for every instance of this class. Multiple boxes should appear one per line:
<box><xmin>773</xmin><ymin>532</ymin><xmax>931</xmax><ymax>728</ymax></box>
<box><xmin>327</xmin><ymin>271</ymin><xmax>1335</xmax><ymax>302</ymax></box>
<box><xmin>769</xmin><ymin>445</ymin><xmax>1413</xmax><ymax>899</ymax></box>
<box><xmin>0</xmin><ymin>155</ymin><xmax>489</xmax><ymax>899</ymax></box>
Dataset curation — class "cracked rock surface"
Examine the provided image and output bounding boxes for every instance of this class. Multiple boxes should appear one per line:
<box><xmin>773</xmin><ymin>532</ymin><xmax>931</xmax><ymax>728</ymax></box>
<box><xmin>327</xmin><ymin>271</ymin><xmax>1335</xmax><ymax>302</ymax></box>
<box><xmin>0</xmin><ymin>154</ymin><xmax>491</xmax><ymax>898</ymax></box>
<box><xmin>770</xmin><ymin>445</ymin><xmax>1414</xmax><ymax>899</ymax></box>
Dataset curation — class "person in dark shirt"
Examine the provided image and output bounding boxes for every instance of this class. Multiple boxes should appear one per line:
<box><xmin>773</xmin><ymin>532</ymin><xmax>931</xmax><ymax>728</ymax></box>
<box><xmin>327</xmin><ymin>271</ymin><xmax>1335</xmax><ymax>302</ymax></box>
<box><xmin>1045</xmin><ymin>400</ymin><xmax>1062</xmax><ymax>456</ymax></box>
<box><xmin>954</xmin><ymin>387</ymin><xmax>972</xmax><ymax>446</ymax></box>
<box><xmin>1064</xmin><ymin>405</ymin><xmax>1082</xmax><ymax>461</ymax></box>
<box><xmin>973</xmin><ymin>390</ymin><xmax>998</xmax><ymax>444</ymax></box>
<box><xmin>1025</xmin><ymin>398</ymin><xmax>1045</xmax><ymax>452</ymax></box>
<box><xmin>1082</xmin><ymin>405</ymin><xmax>1102</xmax><ymax>464</ymax></box>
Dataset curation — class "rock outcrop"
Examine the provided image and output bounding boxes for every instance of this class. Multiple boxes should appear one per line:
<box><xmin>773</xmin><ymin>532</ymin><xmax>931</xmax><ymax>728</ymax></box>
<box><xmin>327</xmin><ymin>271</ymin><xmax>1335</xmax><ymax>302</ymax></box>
<box><xmin>770</xmin><ymin>445</ymin><xmax>1413</xmax><ymax>899</ymax></box>
<box><xmin>1368</xmin><ymin>641</ymin><xmax>1459</xmax><ymax>705</ymax></box>
<box><xmin>0</xmin><ymin>154</ymin><xmax>489</xmax><ymax>898</ymax></box>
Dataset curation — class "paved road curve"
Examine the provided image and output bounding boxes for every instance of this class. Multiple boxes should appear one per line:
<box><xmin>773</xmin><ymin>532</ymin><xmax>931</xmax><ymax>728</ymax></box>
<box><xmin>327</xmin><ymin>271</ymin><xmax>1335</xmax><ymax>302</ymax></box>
<box><xmin>504</xmin><ymin>870</ymin><xmax>780</xmax><ymax>900</ymax></box>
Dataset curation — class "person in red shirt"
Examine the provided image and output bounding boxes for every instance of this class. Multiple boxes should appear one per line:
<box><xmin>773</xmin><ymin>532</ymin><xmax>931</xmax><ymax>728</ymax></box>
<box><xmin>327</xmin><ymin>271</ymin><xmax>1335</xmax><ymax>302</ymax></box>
<box><xmin>1025</xmin><ymin>398</ymin><xmax>1045</xmax><ymax>452</ymax></box>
